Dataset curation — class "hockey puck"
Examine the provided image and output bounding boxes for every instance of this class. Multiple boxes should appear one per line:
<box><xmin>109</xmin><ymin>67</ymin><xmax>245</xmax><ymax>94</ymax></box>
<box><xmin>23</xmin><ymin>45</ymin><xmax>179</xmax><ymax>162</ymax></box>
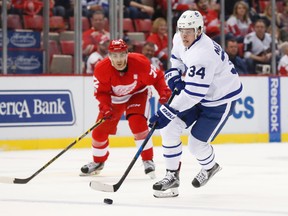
<box><xmin>104</xmin><ymin>198</ymin><xmax>113</xmax><ymax>205</ymax></box>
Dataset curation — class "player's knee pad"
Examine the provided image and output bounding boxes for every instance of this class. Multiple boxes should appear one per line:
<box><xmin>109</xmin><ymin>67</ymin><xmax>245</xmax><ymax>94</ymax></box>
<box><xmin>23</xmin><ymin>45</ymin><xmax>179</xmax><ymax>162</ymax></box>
<box><xmin>160</xmin><ymin>117</ymin><xmax>186</xmax><ymax>147</ymax></box>
<box><xmin>128</xmin><ymin>114</ymin><xmax>148</xmax><ymax>134</ymax></box>
<box><xmin>92</xmin><ymin>127</ymin><xmax>108</xmax><ymax>143</ymax></box>
<box><xmin>188</xmin><ymin>134</ymin><xmax>213</xmax><ymax>159</ymax></box>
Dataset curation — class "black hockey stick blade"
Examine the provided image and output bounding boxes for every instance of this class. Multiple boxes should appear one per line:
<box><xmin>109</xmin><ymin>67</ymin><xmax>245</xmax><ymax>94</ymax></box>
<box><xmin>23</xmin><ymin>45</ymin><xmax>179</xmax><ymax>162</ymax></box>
<box><xmin>0</xmin><ymin>118</ymin><xmax>105</xmax><ymax>184</ymax></box>
<box><xmin>90</xmin><ymin>89</ymin><xmax>178</xmax><ymax>192</ymax></box>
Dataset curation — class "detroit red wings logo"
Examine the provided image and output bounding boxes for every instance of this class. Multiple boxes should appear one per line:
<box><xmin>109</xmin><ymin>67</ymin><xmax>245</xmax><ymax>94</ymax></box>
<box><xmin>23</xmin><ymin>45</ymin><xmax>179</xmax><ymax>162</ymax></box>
<box><xmin>112</xmin><ymin>81</ymin><xmax>137</xmax><ymax>96</ymax></box>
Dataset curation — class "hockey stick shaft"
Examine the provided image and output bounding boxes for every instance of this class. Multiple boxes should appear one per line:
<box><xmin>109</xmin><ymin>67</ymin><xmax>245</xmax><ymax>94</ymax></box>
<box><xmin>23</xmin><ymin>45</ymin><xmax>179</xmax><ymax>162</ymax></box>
<box><xmin>0</xmin><ymin>118</ymin><xmax>105</xmax><ymax>184</ymax></box>
<box><xmin>90</xmin><ymin>89</ymin><xmax>178</xmax><ymax>192</ymax></box>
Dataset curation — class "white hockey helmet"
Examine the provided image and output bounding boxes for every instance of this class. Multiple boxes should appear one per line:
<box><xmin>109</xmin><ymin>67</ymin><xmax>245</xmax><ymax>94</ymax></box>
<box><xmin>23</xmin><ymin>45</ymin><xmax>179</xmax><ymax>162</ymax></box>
<box><xmin>177</xmin><ymin>10</ymin><xmax>204</xmax><ymax>34</ymax></box>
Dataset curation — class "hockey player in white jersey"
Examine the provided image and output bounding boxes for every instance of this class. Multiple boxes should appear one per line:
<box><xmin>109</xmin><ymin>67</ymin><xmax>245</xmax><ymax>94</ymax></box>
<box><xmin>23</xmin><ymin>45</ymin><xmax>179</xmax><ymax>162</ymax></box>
<box><xmin>149</xmin><ymin>10</ymin><xmax>242</xmax><ymax>198</ymax></box>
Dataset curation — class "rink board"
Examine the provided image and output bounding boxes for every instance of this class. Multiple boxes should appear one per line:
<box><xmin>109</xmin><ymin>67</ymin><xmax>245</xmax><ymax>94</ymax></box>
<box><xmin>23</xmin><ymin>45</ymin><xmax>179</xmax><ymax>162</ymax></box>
<box><xmin>0</xmin><ymin>75</ymin><xmax>287</xmax><ymax>150</ymax></box>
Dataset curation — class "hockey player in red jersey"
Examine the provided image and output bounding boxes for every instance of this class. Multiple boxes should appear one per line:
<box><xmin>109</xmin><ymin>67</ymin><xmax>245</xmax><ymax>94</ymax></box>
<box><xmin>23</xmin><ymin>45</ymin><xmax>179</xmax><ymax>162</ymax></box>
<box><xmin>80</xmin><ymin>39</ymin><xmax>171</xmax><ymax>179</ymax></box>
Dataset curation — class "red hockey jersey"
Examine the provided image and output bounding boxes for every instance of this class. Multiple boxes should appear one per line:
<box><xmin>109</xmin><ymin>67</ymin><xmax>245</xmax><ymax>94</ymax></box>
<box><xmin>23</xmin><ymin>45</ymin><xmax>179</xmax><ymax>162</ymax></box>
<box><xmin>93</xmin><ymin>53</ymin><xmax>170</xmax><ymax>106</ymax></box>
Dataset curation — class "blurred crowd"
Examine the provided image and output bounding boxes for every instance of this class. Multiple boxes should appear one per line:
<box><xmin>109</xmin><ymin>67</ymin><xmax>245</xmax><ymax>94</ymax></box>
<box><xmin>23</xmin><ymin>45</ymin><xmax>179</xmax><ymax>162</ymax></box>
<box><xmin>1</xmin><ymin>0</ymin><xmax>288</xmax><ymax>75</ymax></box>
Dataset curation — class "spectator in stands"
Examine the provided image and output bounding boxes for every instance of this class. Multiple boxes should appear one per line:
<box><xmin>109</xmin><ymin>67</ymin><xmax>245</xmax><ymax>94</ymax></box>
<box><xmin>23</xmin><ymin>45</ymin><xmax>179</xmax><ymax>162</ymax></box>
<box><xmin>123</xmin><ymin>36</ymin><xmax>135</xmax><ymax>52</ymax></box>
<box><xmin>209</xmin><ymin>0</ymin><xmax>220</xmax><ymax>11</ymax></box>
<box><xmin>142</xmin><ymin>42</ymin><xmax>164</xmax><ymax>71</ymax></box>
<box><xmin>82</xmin><ymin>0</ymin><xmax>109</xmax><ymax>18</ymax></box>
<box><xmin>0</xmin><ymin>0</ymin><xmax>10</xmax><ymax>28</ymax></box>
<box><xmin>0</xmin><ymin>0</ymin><xmax>12</xmax><ymax>11</ymax></box>
<box><xmin>259</xmin><ymin>2</ymin><xmax>282</xmax><ymax>45</ymax></box>
<box><xmin>172</xmin><ymin>0</ymin><xmax>197</xmax><ymax>11</ymax></box>
<box><xmin>154</xmin><ymin>0</ymin><xmax>196</xmax><ymax>18</ymax></box>
<box><xmin>146</xmin><ymin>17</ymin><xmax>168</xmax><ymax>70</ymax></box>
<box><xmin>280</xmin><ymin>1</ymin><xmax>288</xmax><ymax>42</ymax></box>
<box><xmin>0</xmin><ymin>0</ymin><xmax>22</xmax><ymax>21</ymax></box>
<box><xmin>53</xmin><ymin>0</ymin><xmax>74</xmax><ymax>19</ymax></box>
<box><xmin>216</xmin><ymin>0</ymin><xmax>259</xmax><ymax>20</ymax></box>
<box><xmin>259</xmin><ymin>2</ymin><xmax>282</xmax><ymax>30</ymax></box>
<box><xmin>225</xmin><ymin>38</ymin><xmax>248</xmax><ymax>74</ymax></box>
<box><xmin>82</xmin><ymin>0</ymin><xmax>153</xmax><ymax>19</ymax></box>
<box><xmin>226</xmin><ymin>1</ymin><xmax>253</xmax><ymax>43</ymax></box>
<box><xmin>278</xmin><ymin>41</ymin><xmax>288</xmax><ymax>75</ymax></box>
<box><xmin>86</xmin><ymin>35</ymin><xmax>109</xmax><ymax>74</ymax></box>
<box><xmin>82</xmin><ymin>10</ymin><xmax>110</xmax><ymax>58</ymax></box>
<box><xmin>124</xmin><ymin>0</ymin><xmax>154</xmax><ymax>19</ymax></box>
<box><xmin>195</xmin><ymin>0</ymin><xmax>221</xmax><ymax>38</ymax></box>
<box><xmin>11</xmin><ymin>0</ymin><xmax>54</xmax><ymax>16</ymax></box>
<box><xmin>243</xmin><ymin>19</ymin><xmax>274</xmax><ymax>74</ymax></box>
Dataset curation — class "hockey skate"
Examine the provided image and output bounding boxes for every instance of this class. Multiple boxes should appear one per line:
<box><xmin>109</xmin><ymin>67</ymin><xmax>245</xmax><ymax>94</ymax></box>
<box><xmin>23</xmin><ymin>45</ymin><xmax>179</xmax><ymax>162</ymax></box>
<box><xmin>192</xmin><ymin>163</ymin><xmax>221</xmax><ymax>188</ymax></box>
<box><xmin>80</xmin><ymin>162</ymin><xmax>104</xmax><ymax>176</ymax></box>
<box><xmin>153</xmin><ymin>169</ymin><xmax>180</xmax><ymax>198</ymax></box>
<box><xmin>143</xmin><ymin>160</ymin><xmax>156</xmax><ymax>179</ymax></box>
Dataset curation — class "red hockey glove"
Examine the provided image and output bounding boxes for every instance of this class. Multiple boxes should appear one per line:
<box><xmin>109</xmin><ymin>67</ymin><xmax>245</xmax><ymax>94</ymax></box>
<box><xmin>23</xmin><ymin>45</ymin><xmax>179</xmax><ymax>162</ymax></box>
<box><xmin>158</xmin><ymin>89</ymin><xmax>172</xmax><ymax>105</ymax></box>
<box><xmin>99</xmin><ymin>104</ymin><xmax>113</xmax><ymax>119</ymax></box>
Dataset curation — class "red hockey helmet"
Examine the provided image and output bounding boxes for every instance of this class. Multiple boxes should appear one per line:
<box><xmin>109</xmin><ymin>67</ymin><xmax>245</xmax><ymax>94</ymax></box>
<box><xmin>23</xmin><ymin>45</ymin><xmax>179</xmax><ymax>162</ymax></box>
<box><xmin>108</xmin><ymin>39</ymin><xmax>128</xmax><ymax>52</ymax></box>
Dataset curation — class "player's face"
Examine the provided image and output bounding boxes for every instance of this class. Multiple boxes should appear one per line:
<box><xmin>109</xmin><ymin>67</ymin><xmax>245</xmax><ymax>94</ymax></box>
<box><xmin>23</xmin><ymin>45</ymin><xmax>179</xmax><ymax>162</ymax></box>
<box><xmin>109</xmin><ymin>51</ymin><xmax>128</xmax><ymax>71</ymax></box>
<box><xmin>179</xmin><ymin>28</ymin><xmax>196</xmax><ymax>47</ymax></box>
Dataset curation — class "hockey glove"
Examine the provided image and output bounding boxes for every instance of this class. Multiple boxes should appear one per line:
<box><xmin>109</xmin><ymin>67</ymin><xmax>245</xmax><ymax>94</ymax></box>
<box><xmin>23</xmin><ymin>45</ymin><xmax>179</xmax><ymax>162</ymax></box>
<box><xmin>149</xmin><ymin>104</ymin><xmax>178</xmax><ymax>129</ymax></box>
<box><xmin>158</xmin><ymin>89</ymin><xmax>172</xmax><ymax>105</ymax></box>
<box><xmin>99</xmin><ymin>104</ymin><xmax>114</xmax><ymax>119</ymax></box>
<box><xmin>165</xmin><ymin>68</ymin><xmax>185</xmax><ymax>95</ymax></box>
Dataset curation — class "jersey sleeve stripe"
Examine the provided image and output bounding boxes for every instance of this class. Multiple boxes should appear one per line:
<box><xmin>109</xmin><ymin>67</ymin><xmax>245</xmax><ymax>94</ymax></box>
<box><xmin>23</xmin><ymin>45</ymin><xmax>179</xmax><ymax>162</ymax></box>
<box><xmin>184</xmin><ymin>89</ymin><xmax>206</xmax><ymax>97</ymax></box>
<box><xmin>201</xmin><ymin>84</ymin><xmax>243</xmax><ymax>103</ymax></box>
<box><xmin>186</xmin><ymin>82</ymin><xmax>210</xmax><ymax>88</ymax></box>
<box><xmin>171</xmin><ymin>54</ymin><xmax>180</xmax><ymax>60</ymax></box>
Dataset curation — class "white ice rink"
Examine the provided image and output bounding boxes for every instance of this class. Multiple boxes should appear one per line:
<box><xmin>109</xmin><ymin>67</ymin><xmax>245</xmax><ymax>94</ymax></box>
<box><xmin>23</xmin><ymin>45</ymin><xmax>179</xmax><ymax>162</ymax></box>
<box><xmin>0</xmin><ymin>143</ymin><xmax>288</xmax><ymax>216</ymax></box>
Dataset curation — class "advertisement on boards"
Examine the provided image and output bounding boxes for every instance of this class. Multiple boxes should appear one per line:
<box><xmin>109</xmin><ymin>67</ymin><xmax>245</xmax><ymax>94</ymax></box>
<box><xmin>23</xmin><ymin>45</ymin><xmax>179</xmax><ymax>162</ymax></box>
<box><xmin>0</xmin><ymin>90</ymin><xmax>75</xmax><ymax>127</ymax></box>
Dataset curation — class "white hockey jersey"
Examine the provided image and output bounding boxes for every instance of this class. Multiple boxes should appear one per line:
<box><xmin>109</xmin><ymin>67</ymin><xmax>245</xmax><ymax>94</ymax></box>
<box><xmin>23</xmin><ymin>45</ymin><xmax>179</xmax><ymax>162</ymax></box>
<box><xmin>170</xmin><ymin>32</ymin><xmax>242</xmax><ymax>112</ymax></box>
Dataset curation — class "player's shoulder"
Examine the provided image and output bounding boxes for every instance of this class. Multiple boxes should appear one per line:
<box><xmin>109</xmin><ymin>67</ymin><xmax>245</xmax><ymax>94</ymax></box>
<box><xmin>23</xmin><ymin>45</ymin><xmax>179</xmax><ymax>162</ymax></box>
<box><xmin>128</xmin><ymin>53</ymin><xmax>151</xmax><ymax>65</ymax></box>
<box><xmin>189</xmin><ymin>34</ymin><xmax>217</xmax><ymax>63</ymax></box>
<box><xmin>194</xmin><ymin>34</ymin><xmax>214</xmax><ymax>53</ymax></box>
<box><xmin>94</xmin><ymin>57</ymin><xmax>112</xmax><ymax>75</ymax></box>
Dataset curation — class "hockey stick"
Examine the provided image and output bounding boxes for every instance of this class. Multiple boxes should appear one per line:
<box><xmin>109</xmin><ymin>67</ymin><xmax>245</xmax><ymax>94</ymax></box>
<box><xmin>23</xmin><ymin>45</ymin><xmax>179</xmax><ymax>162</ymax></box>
<box><xmin>0</xmin><ymin>118</ymin><xmax>105</xmax><ymax>184</ymax></box>
<box><xmin>90</xmin><ymin>89</ymin><xmax>178</xmax><ymax>192</ymax></box>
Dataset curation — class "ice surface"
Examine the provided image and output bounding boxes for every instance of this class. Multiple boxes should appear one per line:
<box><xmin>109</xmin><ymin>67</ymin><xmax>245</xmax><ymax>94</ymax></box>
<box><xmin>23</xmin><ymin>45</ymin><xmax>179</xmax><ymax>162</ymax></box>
<box><xmin>0</xmin><ymin>143</ymin><xmax>288</xmax><ymax>216</ymax></box>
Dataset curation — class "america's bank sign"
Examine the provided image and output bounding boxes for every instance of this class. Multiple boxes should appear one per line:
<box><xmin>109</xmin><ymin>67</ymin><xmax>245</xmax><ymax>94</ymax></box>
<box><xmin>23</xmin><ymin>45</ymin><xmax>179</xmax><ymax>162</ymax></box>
<box><xmin>0</xmin><ymin>90</ymin><xmax>75</xmax><ymax>127</ymax></box>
